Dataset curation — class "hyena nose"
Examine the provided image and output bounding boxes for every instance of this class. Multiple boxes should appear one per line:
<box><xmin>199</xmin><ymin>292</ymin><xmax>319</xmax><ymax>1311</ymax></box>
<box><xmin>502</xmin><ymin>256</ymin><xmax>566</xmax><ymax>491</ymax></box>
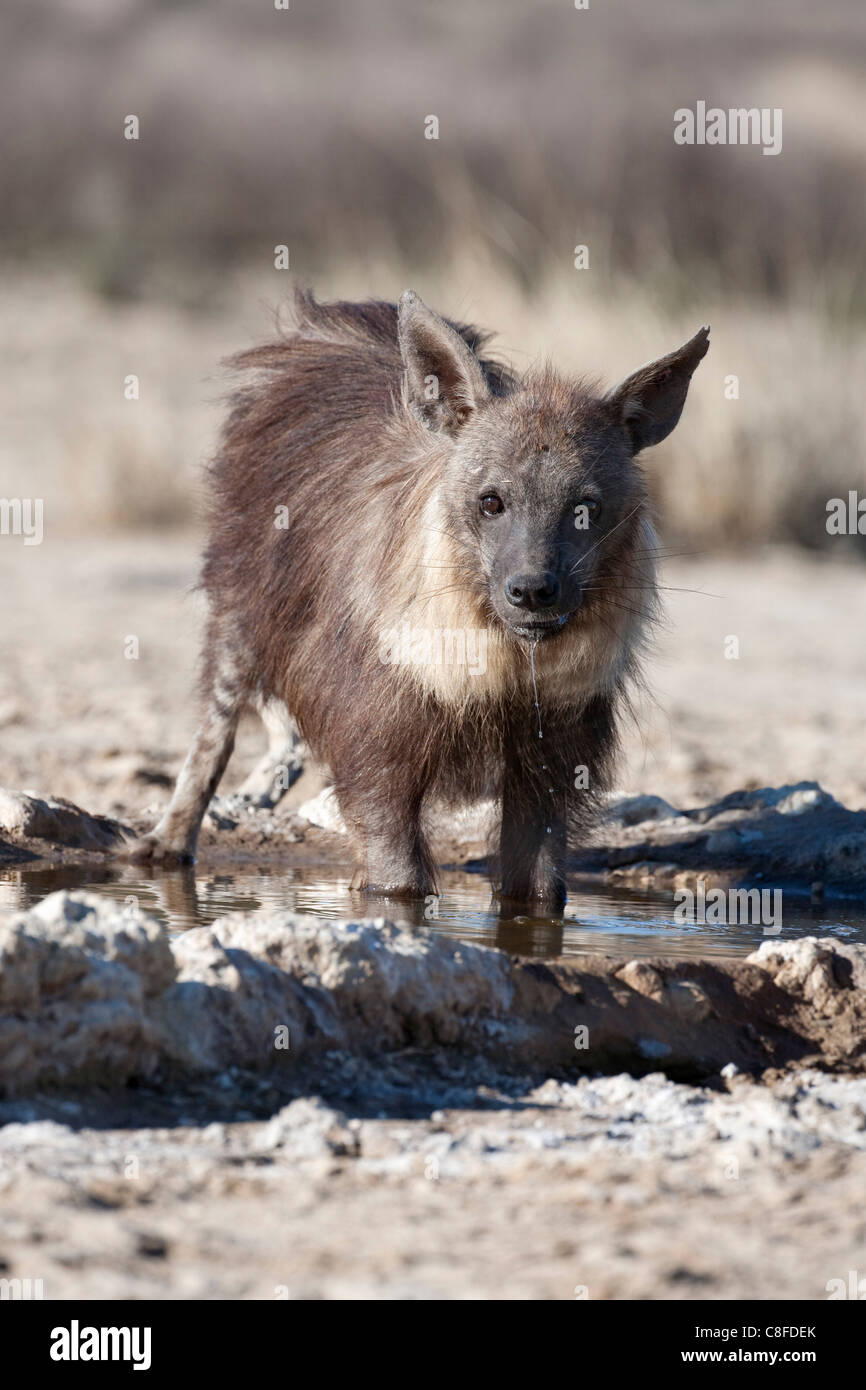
<box><xmin>505</xmin><ymin>571</ymin><xmax>560</xmax><ymax>610</ymax></box>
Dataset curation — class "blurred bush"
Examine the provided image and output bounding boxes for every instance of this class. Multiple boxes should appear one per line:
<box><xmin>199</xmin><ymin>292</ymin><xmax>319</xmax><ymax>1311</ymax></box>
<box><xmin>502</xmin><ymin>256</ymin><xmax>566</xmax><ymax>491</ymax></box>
<box><xmin>1</xmin><ymin>0</ymin><xmax>864</xmax><ymax>312</ymax></box>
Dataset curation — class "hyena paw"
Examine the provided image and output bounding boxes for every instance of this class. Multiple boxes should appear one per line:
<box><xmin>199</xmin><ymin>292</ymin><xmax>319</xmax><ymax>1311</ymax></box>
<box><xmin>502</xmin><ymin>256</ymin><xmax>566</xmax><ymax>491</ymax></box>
<box><xmin>122</xmin><ymin>831</ymin><xmax>195</xmax><ymax>866</ymax></box>
<box><xmin>238</xmin><ymin>747</ymin><xmax>305</xmax><ymax>808</ymax></box>
<box><xmin>350</xmin><ymin>866</ymin><xmax>435</xmax><ymax>898</ymax></box>
<box><xmin>497</xmin><ymin>878</ymin><xmax>566</xmax><ymax>912</ymax></box>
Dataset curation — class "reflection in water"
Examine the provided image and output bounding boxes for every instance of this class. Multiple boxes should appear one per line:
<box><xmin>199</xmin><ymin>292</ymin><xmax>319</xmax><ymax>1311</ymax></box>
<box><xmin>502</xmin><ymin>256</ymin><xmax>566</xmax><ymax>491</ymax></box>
<box><xmin>2</xmin><ymin>861</ymin><xmax>865</xmax><ymax>959</ymax></box>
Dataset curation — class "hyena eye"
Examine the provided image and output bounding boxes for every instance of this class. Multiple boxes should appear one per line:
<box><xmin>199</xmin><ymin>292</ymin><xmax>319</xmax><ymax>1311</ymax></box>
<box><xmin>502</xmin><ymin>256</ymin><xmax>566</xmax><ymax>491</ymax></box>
<box><xmin>480</xmin><ymin>493</ymin><xmax>504</xmax><ymax>517</ymax></box>
<box><xmin>577</xmin><ymin>497</ymin><xmax>601</xmax><ymax>520</ymax></box>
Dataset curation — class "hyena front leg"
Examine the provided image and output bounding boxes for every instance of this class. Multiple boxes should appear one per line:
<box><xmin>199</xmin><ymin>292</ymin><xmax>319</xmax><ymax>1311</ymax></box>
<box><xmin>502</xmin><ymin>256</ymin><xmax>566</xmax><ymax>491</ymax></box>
<box><xmin>339</xmin><ymin>770</ymin><xmax>436</xmax><ymax>898</ymax></box>
<box><xmin>497</xmin><ymin>761</ymin><xmax>568</xmax><ymax>910</ymax></box>
<box><xmin>497</xmin><ymin>694</ymin><xmax>616</xmax><ymax>909</ymax></box>
<box><xmin>126</xmin><ymin>638</ymin><xmax>248</xmax><ymax>865</ymax></box>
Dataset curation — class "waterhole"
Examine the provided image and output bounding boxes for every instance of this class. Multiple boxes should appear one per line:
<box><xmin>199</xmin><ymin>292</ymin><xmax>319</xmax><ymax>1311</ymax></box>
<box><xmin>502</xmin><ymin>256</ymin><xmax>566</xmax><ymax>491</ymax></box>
<box><xmin>1</xmin><ymin>862</ymin><xmax>864</xmax><ymax>959</ymax></box>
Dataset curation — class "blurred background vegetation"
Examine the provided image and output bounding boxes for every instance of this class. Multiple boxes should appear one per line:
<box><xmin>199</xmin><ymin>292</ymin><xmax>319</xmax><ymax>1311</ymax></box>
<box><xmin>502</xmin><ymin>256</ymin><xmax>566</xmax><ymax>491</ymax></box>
<box><xmin>1</xmin><ymin>0</ymin><xmax>864</xmax><ymax>549</ymax></box>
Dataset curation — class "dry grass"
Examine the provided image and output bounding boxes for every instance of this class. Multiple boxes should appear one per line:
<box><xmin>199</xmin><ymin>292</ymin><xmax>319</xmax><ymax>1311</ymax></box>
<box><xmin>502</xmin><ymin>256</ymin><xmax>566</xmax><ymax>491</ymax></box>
<box><xmin>1</xmin><ymin>0</ymin><xmax>864</xmax><ymax>309</ymax></box>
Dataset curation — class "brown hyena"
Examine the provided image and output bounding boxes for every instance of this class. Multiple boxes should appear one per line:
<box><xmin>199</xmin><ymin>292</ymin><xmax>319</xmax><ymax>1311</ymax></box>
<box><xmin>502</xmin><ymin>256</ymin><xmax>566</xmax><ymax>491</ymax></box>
<box><xmin>127</xmin><ymin>288</ymin><xmax>708</xmax><ymax>906</ymax></box>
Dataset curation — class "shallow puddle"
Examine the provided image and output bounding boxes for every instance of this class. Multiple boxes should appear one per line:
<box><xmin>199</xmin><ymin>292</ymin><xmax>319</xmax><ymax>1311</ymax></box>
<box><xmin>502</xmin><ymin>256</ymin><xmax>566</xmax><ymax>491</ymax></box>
<box><xmin>2</xmin><ymin>861</ymin><xmax>865</xmax><ymax>959</ymax></box>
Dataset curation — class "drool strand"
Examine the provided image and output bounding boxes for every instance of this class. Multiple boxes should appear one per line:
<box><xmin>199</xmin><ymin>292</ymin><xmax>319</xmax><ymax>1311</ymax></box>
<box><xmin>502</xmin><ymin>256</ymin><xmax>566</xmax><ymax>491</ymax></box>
<box><xmin>528</xmin><ymin>640</ymin><xmax>555</xmax><ymax>833</ymax></box>
<box><xmin>528</xmin><ymin>640</ymin><xmax>543</xmax><ymax>740</ymax></box>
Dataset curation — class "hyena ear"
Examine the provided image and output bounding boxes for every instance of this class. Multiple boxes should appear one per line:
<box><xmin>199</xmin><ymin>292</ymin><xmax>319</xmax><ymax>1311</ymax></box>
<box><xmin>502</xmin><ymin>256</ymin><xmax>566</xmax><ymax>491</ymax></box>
<box><xmin>605</xmin><ymin>326</ymin><xmax>710</xmax><ymax>452</ymax></box>
<box><xmin>398</xmin><ymin>289</ymin><xmax>491</xmax><ymax>435</ymax></box>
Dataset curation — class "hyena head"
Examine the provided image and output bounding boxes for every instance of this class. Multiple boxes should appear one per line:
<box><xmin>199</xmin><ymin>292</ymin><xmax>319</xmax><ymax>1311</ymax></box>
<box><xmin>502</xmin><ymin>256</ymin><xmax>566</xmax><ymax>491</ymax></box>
<box><xmin>398</xmin><ymin>290</ymin><xmax>708</xmax><ymax>674</ymax></box>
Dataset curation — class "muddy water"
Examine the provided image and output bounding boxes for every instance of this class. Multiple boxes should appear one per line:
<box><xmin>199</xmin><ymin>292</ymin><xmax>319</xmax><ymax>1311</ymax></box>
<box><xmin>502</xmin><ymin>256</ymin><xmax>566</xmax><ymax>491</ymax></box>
<box><xmin>2</xmin><ymin>861</ymin><xmax>865</xmax><ymax>959</ymax></box>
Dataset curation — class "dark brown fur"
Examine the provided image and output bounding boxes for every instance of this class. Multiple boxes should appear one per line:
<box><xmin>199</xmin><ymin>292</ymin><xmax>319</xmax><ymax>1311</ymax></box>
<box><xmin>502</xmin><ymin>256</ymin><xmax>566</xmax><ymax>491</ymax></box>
<box><xmin>129</xmin><ymin>288</ymin><xmax>708</xmax><ymax>906</ymax></box>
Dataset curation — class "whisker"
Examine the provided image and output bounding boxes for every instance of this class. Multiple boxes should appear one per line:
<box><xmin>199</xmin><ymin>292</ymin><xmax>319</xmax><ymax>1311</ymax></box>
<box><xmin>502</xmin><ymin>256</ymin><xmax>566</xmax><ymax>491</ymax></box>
<box><xmin>412</xmin><ymin>584</ymin><xmax>476</xmax><ymax>602</ymax></box>
<box><xmin>571</xmin><ymin>499</ymin><xmax>647</xmax><ymax>573</ymax></box>
<box><xmin>582</xmin><ymin>584</ymin><xmax>724</xmax><ymax>600</ymax></box>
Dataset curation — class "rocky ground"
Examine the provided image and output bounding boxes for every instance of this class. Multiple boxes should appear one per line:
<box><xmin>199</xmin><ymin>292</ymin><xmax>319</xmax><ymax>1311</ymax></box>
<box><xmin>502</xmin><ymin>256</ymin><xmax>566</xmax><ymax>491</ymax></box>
<box><xmin>2</xmin><ymin>1068</ymin><xmax>865</xmax><ymax>1300</ymax></box>
<box><xmin>0</xmin><ymin>890</ymin><xmax>865</xmax><ymax>1300</ymax></box>
<box><xmin>1</xmin><ymin>537</ymin><xmax>865</xmax><ymax>1300</ymax></box>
